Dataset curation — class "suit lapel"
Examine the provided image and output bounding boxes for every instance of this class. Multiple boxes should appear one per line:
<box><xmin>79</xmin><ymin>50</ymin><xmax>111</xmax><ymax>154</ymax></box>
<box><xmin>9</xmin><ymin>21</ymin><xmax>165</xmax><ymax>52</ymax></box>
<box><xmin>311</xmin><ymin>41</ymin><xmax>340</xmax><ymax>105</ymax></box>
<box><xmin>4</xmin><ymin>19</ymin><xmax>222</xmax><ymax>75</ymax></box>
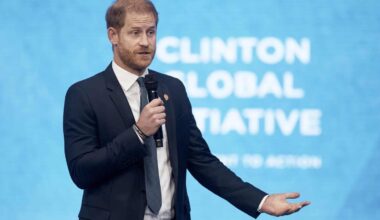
<box><xmin>104</xmin><ymin>64</ymin><xmax>136</xmax><ymax>127</ymax></box>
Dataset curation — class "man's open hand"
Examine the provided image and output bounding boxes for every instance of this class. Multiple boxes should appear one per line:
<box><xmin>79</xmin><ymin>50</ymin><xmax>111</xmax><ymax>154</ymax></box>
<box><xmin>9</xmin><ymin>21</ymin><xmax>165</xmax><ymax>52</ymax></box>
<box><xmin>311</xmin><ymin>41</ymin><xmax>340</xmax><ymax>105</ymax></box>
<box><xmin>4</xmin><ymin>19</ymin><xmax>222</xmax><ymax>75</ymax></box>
<box><xmin>260</xmin><ymin>192</ymin><xmax>310</xmax><ymax>217</ymax></box>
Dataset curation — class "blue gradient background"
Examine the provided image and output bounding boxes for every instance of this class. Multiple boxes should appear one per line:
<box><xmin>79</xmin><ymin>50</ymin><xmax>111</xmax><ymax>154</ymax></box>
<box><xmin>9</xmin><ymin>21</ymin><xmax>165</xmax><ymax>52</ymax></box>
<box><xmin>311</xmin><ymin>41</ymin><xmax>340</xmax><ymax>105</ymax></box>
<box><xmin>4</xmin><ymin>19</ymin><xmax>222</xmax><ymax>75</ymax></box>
<box><xmin>1</xmin><ymin>0</ymin><xmax>380</xmax><ymax>219</ymax></box>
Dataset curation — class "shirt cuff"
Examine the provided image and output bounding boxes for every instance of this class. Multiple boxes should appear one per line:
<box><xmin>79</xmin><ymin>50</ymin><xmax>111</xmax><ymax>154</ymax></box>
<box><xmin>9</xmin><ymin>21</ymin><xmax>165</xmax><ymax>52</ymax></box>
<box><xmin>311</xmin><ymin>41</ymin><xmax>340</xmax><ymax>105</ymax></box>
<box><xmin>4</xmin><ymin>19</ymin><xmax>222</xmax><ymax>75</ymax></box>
<box><xmin>257</xmin><ymin>195</ymin><xmax>269</xmax><ymax>213</ymax></box>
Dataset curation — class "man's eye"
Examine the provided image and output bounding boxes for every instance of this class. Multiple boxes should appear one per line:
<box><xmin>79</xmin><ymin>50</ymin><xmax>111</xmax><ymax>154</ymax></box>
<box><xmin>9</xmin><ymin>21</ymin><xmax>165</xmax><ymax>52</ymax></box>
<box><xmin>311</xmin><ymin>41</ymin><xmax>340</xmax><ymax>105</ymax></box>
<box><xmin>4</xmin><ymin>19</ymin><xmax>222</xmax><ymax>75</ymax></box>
<box><xmin>130</xmin><ymin>31</ymin><xmax>139</xmax><ymax>36</ymax></box>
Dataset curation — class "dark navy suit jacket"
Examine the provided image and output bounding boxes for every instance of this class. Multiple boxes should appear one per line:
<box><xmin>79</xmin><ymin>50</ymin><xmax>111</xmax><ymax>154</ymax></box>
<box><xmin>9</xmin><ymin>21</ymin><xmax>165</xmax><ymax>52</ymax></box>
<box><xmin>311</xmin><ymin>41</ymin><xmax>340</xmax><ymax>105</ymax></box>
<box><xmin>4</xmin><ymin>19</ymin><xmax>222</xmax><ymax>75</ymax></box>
<box><xmin>63</xmin><ymin>64</ymin><xmax>267</xmax><ymax>220</ymax></box>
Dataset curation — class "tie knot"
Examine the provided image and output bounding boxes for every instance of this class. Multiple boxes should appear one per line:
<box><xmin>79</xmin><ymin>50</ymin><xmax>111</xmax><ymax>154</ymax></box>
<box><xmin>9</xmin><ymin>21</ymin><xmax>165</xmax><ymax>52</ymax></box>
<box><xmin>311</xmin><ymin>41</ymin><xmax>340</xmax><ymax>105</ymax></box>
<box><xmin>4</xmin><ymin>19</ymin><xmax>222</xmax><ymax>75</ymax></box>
<box><xmin>137</xmin><ymin>77</ymin><xmax>145</xmax><ymax>88</ymax></box>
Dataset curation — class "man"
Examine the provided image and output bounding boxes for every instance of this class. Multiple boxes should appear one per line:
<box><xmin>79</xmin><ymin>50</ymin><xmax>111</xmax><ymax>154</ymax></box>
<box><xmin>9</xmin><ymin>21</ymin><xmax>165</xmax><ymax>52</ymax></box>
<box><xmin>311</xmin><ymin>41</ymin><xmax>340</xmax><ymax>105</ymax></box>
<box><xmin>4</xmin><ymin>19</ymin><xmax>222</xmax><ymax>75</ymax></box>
<box><xmin>63</xmin><ymin>0</ymin><xmax>310</xmax><ymax>219</ymax></box>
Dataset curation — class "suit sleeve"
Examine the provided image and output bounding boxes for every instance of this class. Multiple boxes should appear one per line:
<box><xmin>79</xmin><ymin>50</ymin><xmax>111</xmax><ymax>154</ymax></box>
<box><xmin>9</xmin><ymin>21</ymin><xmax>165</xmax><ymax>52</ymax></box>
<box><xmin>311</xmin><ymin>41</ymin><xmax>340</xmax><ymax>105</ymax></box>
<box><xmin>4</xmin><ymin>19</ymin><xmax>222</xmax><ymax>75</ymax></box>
<box><xmin>180</xmin><ymin>83</ymin><xmax>268</xmax><ymax>218</ymax></box>
<box><xmin>63</xmin><ymin>84</ymin><xmax>147</xmax><ymax>189</ymax></box>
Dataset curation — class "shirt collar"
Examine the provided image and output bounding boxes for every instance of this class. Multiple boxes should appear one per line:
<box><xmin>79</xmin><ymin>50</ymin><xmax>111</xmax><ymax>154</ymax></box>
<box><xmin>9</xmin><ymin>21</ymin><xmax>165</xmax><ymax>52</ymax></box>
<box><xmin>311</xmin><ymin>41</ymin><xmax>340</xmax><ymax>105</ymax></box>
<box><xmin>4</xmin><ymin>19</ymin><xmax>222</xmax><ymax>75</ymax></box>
<box><xmin>112</xmin><ymin>61</ymin><xmax>149</xmax><ymax>92</ymax></box>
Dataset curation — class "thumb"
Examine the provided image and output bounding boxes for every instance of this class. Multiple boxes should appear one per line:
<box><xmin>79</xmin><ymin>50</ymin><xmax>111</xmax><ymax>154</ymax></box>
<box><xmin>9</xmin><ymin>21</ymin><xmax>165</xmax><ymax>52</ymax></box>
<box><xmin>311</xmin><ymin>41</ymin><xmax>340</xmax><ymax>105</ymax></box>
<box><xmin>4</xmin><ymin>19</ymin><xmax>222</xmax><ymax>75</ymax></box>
<box><xmin>283</xmin><ymin>192</ymin><xmax>300</xmax><ymax>199</ymax></box>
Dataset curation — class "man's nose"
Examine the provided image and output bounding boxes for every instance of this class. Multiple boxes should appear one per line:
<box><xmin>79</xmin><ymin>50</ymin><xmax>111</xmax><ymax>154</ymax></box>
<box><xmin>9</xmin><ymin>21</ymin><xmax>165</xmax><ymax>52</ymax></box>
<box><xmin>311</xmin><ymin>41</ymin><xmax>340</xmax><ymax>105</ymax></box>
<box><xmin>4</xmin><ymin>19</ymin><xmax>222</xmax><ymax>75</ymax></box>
<box><xmin>139</xmin><ymin>34</ymin><xmax>149</xmax><ymax>46</ymax></box>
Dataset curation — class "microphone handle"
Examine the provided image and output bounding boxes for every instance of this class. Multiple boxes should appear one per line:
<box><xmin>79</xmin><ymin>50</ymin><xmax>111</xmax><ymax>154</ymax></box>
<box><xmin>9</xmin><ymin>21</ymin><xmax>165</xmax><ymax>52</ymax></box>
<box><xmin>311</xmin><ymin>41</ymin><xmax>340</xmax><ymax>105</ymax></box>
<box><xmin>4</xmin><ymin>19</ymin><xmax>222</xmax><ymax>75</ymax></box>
<box><xmin>147</xmin><ymin>90</ymin><xmax>163</xmax><ymax>148</ymax></box>
<box><xmin>154</xmin><ymin>127</ymin><xmax>163</xmax><ymax>148</ymax></box>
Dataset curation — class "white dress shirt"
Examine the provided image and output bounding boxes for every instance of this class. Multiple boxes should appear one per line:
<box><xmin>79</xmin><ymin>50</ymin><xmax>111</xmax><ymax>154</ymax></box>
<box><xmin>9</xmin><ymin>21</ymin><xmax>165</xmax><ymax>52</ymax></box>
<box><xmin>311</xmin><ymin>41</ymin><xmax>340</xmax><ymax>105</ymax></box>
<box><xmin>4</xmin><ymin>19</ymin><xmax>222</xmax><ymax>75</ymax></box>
<box><xmin>112</xmin><ymin>61</ymin><xmax>175</xmax><ymax>220</ymax></box>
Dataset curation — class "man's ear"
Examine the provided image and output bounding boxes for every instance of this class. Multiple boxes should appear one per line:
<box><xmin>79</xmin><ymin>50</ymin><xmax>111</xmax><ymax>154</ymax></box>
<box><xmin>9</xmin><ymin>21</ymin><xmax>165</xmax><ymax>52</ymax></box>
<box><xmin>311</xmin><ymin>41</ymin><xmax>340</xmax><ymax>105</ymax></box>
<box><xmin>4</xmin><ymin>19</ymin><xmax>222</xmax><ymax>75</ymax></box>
<box><xmin>107</xmin><ymin>27</ymin><xmax>119</xmax><ymax>47</ymax></box>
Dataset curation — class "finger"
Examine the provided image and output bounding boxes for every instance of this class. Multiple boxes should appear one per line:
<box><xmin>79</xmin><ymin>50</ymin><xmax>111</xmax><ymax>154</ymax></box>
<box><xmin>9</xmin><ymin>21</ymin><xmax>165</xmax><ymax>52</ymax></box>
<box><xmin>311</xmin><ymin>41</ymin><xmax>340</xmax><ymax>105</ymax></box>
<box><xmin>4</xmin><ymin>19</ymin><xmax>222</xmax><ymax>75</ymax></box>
<box><xmin>152</xmin><ymin>106</ymin><xmax>165</xmax><ymax>114</ymax></box>
<box><xmin>155</xmin><ymin>118</ymin><xmax>166</xmax><ymax>125</ymax></box>
<box><xmin>297</xmin><ymin>201</ymin><xmax>311</xmax><ymax>207</ymax></box>
<box><xmin>158</xmin><ymin>97</ymin><xmax>164</xmax><ymax>104</ymax></box>
<box><xmin>154</xmin><ymin>113</ymin><xmax>166</xmax><ymax>120</ymax></box>
<box><xmin>148</xmin><ymin>98</ymin><xmax>164</xmax><ymax>107</ymax></box>
<box><xmin>287</xmin><ymin>201</ymin><xmax>310</xmax><ymax>214</ymax></box>
<box><xmin>289</xmin><ymin>201</ymin><xmax>310</xmax><ymax>213</ymax></box>
<box><xmin>287</xmin><ymin>204</ymin><xmax>302</xmax><ymax>214</ymax></box>
<box><xmin>146</xmin><ymin>105</ymin><xmax>165</xmax><ymax>115</ymax></box>
<box><xmin>283</xmin><ymin>192</ymin><xmax>300</xmax><ymax>199</ymax></box>
<box><xmin>156</xmin><ymin>98</ymin><xmax>164</xmax><ymax>105</ymax></box>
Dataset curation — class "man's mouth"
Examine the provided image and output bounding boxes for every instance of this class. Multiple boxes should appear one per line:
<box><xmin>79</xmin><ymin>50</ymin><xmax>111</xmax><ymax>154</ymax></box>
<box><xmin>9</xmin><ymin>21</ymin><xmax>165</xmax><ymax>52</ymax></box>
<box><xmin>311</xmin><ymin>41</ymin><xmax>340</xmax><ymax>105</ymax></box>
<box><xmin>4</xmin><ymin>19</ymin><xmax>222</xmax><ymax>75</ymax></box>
<box><xmin>136</xmin><ymin>51</ymin><xmax>151</xmax><ymax>55</ymax></box>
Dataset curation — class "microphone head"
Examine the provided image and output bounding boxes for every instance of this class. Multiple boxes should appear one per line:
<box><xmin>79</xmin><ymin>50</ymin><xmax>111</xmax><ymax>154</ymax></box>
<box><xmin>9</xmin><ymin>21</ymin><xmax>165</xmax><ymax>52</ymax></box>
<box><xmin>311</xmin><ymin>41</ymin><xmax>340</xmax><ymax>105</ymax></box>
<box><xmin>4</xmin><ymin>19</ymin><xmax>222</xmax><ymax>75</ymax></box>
<box><xmin>144</xmin><ymin>74</ymin><xmax>158</xmax><ymax>91</ymax></box>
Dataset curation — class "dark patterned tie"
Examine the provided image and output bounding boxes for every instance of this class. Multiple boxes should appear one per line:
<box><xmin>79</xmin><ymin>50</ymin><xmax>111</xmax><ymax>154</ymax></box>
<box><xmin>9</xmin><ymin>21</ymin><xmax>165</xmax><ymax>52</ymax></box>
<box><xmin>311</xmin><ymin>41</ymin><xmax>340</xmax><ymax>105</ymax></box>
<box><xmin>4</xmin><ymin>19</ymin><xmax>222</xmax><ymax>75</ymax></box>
<box><xmin>137</xmin><ymin>77</ymin><xmax>162</xmax><ymax>214</ymax></box>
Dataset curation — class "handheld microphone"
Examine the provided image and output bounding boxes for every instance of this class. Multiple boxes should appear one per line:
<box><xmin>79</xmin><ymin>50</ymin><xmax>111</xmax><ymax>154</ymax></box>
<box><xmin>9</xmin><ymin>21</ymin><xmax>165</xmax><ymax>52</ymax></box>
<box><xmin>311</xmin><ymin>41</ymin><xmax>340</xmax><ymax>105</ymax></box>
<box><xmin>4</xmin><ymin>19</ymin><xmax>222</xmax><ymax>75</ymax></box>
<box><xmin>144</xmin><ymin>74</ymin><xmax>163</xmax><ymax>148</ymax></box>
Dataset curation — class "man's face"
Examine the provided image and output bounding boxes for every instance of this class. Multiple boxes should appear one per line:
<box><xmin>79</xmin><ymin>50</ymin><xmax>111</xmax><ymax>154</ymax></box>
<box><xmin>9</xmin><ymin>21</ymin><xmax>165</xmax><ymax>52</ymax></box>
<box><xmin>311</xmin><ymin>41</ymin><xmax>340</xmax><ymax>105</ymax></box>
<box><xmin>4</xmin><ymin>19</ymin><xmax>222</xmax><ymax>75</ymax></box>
<box><xmin>111</xmin><ymin>12</ymin><xmax>157</xmax><ymax>75</ymax></box>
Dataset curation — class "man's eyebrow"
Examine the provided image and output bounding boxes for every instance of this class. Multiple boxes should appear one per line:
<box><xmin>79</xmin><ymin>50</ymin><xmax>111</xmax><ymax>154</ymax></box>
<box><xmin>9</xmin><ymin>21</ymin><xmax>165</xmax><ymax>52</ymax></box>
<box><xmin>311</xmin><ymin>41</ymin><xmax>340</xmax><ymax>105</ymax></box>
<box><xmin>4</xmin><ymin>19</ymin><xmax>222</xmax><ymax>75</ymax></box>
<box><xmin>128</xmin><ymin>25</ymin><xmax>156</xmax><ymax>30</ymax></box>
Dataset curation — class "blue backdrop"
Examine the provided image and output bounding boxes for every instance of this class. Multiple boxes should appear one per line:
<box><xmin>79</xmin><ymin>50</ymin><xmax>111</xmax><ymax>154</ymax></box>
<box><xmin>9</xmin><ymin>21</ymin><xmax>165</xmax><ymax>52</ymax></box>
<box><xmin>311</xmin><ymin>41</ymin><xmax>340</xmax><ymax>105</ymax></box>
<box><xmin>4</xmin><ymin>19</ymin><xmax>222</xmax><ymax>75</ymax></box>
<box><xmin>1</xmin><ymin>0</ymin><xmax>380</xmax><ymax>219</ymax></box>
